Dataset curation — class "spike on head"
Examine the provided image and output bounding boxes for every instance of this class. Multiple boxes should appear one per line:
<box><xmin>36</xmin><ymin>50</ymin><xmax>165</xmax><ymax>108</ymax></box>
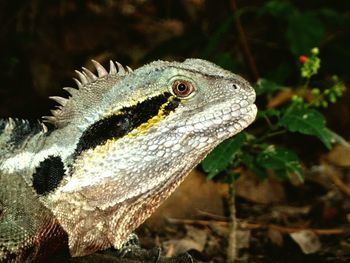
<box><xmin>92</xmin><ymin>60</ymin><xmax>108</xmax><ymax>77</ymax></box>
<box><xmin>63</xmin><ymin>87</ymin><xmax>78</xmax><ymax>97</ymax></box>
<box><xmin>73</xmin><ymin>78</ymin><xmax>83</xmax><ymax>89</ymax></box>
<box><xmin>115</xmin><ymin>61</ymin><xmax>126</xmax><ymax>75</ymax></box>
<box><xmin>49</xmin><ymin>96</ymin><xmax>68</xmax><ymax>106</ymax></box>
<box><xmin>109</xmin><ymin>60</ymin><xmax>117</xmax><ymax>75</ymax></box>
<box><xmin>82</xmin><ymin>67</ymin><xmax>97</xmax><ymax>81</ymax></box>
<box><xmin>75</xmin><ymin>70</ymin><xmax>88</xmax><ymax>85</ymax></box>
<box><xmin>44</xmin><ymin>59</ymin><xmax>129</xmax><ymax>128</ymax></box>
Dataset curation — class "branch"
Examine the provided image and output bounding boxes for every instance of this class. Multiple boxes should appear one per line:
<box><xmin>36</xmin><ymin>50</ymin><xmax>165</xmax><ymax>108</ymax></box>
<box><xmin>230</xmin><ymin>0</ymin><xmax>259</xmax><ymax>81</ymax></box>
<box><xmin>168</xmin><ymin>218</ymin><xmax>345</xmax><ymax>235</ymax></box>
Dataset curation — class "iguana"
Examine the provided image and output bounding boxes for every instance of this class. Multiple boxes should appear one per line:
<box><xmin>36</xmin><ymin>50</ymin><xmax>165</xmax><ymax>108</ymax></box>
<box><xmin>0</xmin><ymin>58</ymin><xmax>257</xmax><ymax>262</ymax></box>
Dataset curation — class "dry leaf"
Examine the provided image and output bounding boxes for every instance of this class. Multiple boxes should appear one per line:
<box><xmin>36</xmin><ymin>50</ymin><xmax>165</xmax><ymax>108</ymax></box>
<box><xmin>267</xmin><ymin>89</ymin><xmax>293</xmax><ymax>108</ymax></box>
<box><xmin>290</xmin><ymin>230</ymin><xmax>321</xmax><ymax>254</ymax></box>
<box><xmin>236</xmin><ymin>230</ymin><xmax>251</xmax><ymax>250</ymax></box>
<box><xmin>146</xmin><ymin>170</ymin><xmax>225</xmax><ymax>227</ymax></box>
<box><xmin>236</xmin><ymin>173</ymin><xmax>285</xmax><ymax>204</ymax></box>
<box><xmin>268</xmin><ymin>228</ymin><xmax>284</xmax><ymax>247</ymax></box>
<box><xmin>327</xmin><ymin>144</ymin><xmax>350</xmax><ymax>167</ymax></box>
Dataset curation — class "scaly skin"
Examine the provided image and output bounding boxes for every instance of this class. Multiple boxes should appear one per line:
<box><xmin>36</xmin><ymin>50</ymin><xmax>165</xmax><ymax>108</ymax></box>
<box><xmin>0</xmin><ymin>58</ymin><xmax>257</xmax><ymax>261</ymax></box>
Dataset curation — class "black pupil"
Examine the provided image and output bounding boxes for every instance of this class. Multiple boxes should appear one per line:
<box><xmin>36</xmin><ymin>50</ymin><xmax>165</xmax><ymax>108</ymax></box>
<box><xmin>177</xmin><ymin>83</ymin><xmax>187</xmax><ymax>92</ymax></box>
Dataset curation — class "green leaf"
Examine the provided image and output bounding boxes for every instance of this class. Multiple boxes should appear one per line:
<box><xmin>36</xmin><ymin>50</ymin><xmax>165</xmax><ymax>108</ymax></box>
<box><xmin>201</xmin><ymin>133</ymin><xmax>246</xmax><ymax>179</ymax></box>
<box><xmin>274</xmin><ymin>169</ymin><xmax>289</xmax><ymax>181</ymax></box>
<box><xmin>241</xmin><ymin>152</ymin><xmax>268</xmax><ymax>180</ymax></box>
<box><xmin>220</xmin><ymin>171</ymin><xmax>241</xmax><ymax>184</ymax></box>
<box><xmin>279</xmin><ymin>105</ymin><xmax>332</xmax><ymax>149</ymax></box>
<box><xmin>256</xmin><ymin>146</ymin><xmax>304</xmax><ymax>182</ymax></box>
<box><xmin>254</xmin><ymin>78</ymin><xmax>283</xmax><ymax>96</ymax></box>
<box><xmin>318</xmin><ymin>8</ymin><xmax>347</xmax><ymax>27</ymax></box>
<box><xmin>286</xmin><ymin>13</ymin><xmax>325</xmax><ymax>55</ymax></box>
<box><xmin>259</xmin><ymin>0</ymin><xmax>297</xmax><ymax>18</ymax></box>
<box><xmin>257</xmin><ymin>108</ymin><xmax>280</xmax><ymax>120</ymax></box>
<box><xmin>324</xmin><ymin>128</ymin><xmax>350</xmax><ymax>147</ymax></box>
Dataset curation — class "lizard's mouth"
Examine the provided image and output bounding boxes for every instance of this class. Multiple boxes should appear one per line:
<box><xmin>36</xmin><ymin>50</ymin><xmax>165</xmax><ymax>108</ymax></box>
<box><xmin>177</xmin><ymin>100</ymin><xmax>257</xmax><ymax>132</ymax></box>
<box><xmin>162</xmin><ymin>102</ymin><xmax>257</xmax><ymax>149</ymax></box>
<box><xmin>213</xmin><ymin>102</ymin><xmax>257</xmax><ymax>138</ymax></box>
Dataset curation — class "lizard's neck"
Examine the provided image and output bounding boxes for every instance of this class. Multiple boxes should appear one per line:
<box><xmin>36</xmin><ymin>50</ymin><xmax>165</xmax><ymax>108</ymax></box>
<box><xmin>44</xmin><ymin>128</ymin><xmax>213</xmax><ymax>256</ymax></box>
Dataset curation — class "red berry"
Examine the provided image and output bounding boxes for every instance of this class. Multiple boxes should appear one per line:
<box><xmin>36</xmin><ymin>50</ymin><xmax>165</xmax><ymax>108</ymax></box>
<box><xmin>299</xmin><ymin>55</ymin><xmax>308</xmax><ymax>64</ymax></box>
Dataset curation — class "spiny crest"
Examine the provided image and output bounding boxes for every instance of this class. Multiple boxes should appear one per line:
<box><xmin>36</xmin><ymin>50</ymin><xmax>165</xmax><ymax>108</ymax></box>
<box><xmin>0</xmin><ymin>118</ymin><xmax>48</xmax><ymax>158</ymax></box>
<box><xmin>43</xmin><ymin>60</ymin><xmax>133</xmax><ymax>128</ymax></box>
<box><xmin>1</xmin><ymin>118</ymin><xmax>48</xmax><ymax>136</ymax></box>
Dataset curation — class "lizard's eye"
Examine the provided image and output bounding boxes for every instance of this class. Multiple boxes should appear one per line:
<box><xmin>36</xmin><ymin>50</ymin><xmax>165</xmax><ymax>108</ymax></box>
<box><xmin>172</xmin><ymin>80</ymin><xmax>195</xmax><ymax>98</ymax></box>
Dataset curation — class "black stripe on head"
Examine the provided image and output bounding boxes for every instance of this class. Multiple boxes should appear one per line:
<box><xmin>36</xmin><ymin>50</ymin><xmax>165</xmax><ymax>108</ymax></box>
<box><xmin>74</xmin><ymin>92</ymin><xmax>180</xmax><ymax>155</ymax></box>
<box><xmin>32</xmin><ymin>155</ymin><xmax>65</xmax><ymax>196</ymax></box>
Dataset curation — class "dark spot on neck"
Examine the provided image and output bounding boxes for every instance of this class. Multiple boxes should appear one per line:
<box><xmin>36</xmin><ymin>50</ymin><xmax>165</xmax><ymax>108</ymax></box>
<box><xmin>32</xmin><ymin>155</ymin><xmax>65</xmax><ymax>195</ymax></box>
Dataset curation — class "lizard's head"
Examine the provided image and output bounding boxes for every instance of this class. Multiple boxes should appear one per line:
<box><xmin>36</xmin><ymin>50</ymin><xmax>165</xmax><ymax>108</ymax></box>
<box><xmin>60</xmin><ymin>58</ymin><xmax>257</xmax><ymax>193</ymax></box>
<box><xmin>138</xmin><ymin>58</ymin><xmax>257</xmax><ymax>144</ymax></box>
<box><xmin>52</xmin><ymin>58</ymin><xmax>257</xmax><ymax>206</ymax></box>
<box><xmin>115</xmin><ymin>58</ymin><xmax>257</xmax><ymax>159</ymax></box>
<box><xmin>45</xmin><ymin>59</ymin><xmax>257</xmax><ymax>254</ymax></box>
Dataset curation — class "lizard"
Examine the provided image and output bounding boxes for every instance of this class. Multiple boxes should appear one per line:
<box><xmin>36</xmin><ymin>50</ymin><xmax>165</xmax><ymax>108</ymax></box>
<box><xmin>0</xmin><ymin>58</ymin><xmax>257</xmax><ymax>262</ymax></box>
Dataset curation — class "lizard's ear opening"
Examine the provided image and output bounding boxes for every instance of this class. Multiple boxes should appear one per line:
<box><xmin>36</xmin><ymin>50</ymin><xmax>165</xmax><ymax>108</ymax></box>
<box><xmin>171</xmin><ymin>79</ymin><xmax>196</xmax><ymax>99</ymax></box>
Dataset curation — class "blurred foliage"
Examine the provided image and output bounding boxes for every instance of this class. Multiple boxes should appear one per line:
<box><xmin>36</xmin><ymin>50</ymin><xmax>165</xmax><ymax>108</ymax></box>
<box><xmin>202</xmin><ymin>46</ymin><xmax>346</xmax><ymax>184</ymax></box>
<box><xmin>199</xmin><ymin>0</ymin><xmax>349</xmax><ymax>184</ymax></box>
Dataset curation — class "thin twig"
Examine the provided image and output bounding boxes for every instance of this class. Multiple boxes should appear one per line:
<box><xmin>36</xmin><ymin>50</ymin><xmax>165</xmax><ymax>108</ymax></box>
<box><xmin>242</xmin><ymin>222</ymin><xmax>345</xmax><ymax>235</ymax></box>
<box><xmin>230</xmin><ymin>0</ymin><xmax>259</xmax><ymax>81</ymax></box>
<box><xmin>167</xmin><ymin>218</ymin><xmax>345</xmax><ymax>235</ymax></box>
<box><xmin>325</xmin><ymin>166</ymin><xmax>350</xmax><ymax>198</ymax></box>
<box><xmin>226</xmin><ymin>182</ymin><xmax>237</xmax><ymax>263</ymax></box>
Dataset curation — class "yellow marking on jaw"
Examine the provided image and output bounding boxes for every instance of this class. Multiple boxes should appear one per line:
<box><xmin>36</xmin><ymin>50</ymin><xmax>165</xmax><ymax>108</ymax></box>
<box><xmin>128</xmin><ymin>95</ymin><xmax>176</xmax><ymax>138</ymax></box>
<box><xmin>85</xmin><ymin>139</ymin><xmax>115</xmax><ymax>157</ymax></box>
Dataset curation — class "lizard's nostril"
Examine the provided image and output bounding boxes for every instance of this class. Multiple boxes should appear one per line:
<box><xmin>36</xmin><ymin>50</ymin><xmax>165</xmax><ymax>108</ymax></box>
<box><xmin>232</xmin><ymin>84</ymin><xmax>239</xmax><ymax>90</ymax></box>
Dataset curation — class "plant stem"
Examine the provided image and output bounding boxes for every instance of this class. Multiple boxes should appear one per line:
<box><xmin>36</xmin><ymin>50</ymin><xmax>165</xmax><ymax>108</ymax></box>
<box><xmin>227</xmin><ymin>181</ymin><xmax>237</xmax><ymax>263</ymax></box>
<box><xmin>230</xmin><ymin>0</ymin><xmax>259</xmax><ymax>81</ymax></box>
<box><xmin>256</xmin><ymin>129</ymin><xmax>288</xmax><ymax>143</ymax></box>
<box><xmin>304</xmin><ymin>77</ymin><xmax>310</xmax><ymax>89</ymax></box>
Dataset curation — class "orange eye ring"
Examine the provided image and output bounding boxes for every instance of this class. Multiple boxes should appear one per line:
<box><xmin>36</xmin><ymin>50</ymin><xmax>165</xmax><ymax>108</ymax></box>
<box><xmin>171</xmin><ymin>80</ymin><xmax>194</xmax><ymax>98</ymax></box>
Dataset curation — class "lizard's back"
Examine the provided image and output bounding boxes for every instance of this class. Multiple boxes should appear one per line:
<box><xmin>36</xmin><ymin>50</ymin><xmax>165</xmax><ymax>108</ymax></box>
<box><xmin>0</xmin><ymin>119</ymin><xmax>69</xmax><ymax>262</ymax></box>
